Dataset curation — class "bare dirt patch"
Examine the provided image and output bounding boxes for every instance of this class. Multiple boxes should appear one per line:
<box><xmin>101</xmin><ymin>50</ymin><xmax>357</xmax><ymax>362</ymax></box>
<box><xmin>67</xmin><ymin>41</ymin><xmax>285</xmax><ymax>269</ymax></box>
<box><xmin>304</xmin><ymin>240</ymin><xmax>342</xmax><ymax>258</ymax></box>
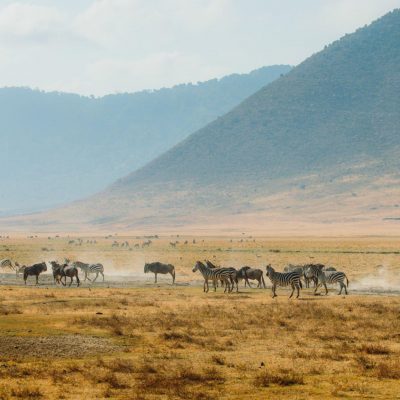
<box><xmin>0</xmin><ymin>335</ymin><xmax>119</xmax><ymax>360</ymax></box>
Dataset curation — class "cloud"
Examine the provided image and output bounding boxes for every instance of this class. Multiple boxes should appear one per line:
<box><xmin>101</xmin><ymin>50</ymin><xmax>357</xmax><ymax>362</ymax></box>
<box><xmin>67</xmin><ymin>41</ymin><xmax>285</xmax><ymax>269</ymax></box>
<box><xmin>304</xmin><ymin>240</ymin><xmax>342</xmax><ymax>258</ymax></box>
<box><xmin>0</xmin><ymin>0</ymin><xmax>398</xmax><ymax>95</ymax></box>
<box><xmin>0</xmin><ymin>2</ymin><xmax>66</xmax><ymax>43</ymax></box>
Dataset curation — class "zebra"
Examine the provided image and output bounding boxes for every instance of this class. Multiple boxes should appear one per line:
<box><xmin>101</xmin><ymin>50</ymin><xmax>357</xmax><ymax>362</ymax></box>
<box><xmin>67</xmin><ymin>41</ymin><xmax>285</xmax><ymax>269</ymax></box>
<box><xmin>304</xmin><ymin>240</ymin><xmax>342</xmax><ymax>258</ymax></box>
<box><xmin>71</xmin><ymin>261</ymin><xmax>104</xmax><ymax>282</ymax></box>
<box><xmin>303</xmin><ymin>264</ymin><xmax>325</xmax><ymax>288</ymax></box>
<box><xmin>315</xmin><ymin>270</ymin><xmax>349</xmax><ymax>295</ymax></box>
<box><xmin>0</xmin><ymin>259</ymin><xmax>15</xmax><ymax>272</ymax></box>
<box><xmin>205</xmin><ymin>260</ymin><xmax>239</xmax><ymax>292</ymax></box>
<box><xmin>192</xmin><ymin>261</ymin><xmax>236</xmax><ymax>293</ymax></box>
<box><xmin>265</xmin><ymin>264</ymin><xmax>302</xmax><ymax>299</ymax></box>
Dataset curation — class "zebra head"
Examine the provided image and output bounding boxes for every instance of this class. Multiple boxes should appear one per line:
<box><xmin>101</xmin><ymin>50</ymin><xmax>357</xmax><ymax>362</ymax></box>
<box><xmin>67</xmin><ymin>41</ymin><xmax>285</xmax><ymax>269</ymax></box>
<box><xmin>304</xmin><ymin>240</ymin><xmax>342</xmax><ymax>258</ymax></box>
<box><xmin>192</xmin><ymin>261</ymin><xmax>202</xmax><ymax>273</ymax></box>
<box><xmin>144</xmin><ymin>263</ymin><xmax>149</xmax><ymax>273</ymax></box>
<box><xmin>265</xmin><ymin>264</ymin><xmax>274</xmax><ymax>277</ymax></box>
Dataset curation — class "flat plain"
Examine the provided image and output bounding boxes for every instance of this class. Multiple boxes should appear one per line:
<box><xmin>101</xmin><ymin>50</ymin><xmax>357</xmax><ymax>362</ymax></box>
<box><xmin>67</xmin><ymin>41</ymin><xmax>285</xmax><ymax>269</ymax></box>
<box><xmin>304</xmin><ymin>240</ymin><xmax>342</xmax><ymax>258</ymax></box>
<box><xmin>0</xmin><ymin>235</ymin><xmax>399</xmax><ymax>399</ymax></box>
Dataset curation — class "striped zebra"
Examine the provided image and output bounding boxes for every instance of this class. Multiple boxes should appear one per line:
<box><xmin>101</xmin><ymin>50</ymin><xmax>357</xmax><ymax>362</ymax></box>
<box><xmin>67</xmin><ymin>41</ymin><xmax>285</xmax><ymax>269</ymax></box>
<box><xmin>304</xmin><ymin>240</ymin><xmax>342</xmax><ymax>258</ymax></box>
<box><xmin>192</xmin><ymin>261</ymin><xmax>237</xmax><ymax>293</ymax></box>
<box><xmin>315</xmin><ymin>270</ymin><xmax>349</xmax><ymax>295</ymax></box>
<box><xmin>0</xmin><ymin>259</ymin><xmax>15</xmax><ymax>272</ymax></box>
<box><xmin>71</xmin><ymin>261</ymin><xmax>104</xmax><ymax>282</ymax></box>
<box><xmin>265</xmin><ymin>264</ymin><xmax>302</xmax><ymax>299</ymax></box>
<box><xmin>303</xmin><ymin>264</ymin><xmax>325</xmax><ymax>288</ymax></box>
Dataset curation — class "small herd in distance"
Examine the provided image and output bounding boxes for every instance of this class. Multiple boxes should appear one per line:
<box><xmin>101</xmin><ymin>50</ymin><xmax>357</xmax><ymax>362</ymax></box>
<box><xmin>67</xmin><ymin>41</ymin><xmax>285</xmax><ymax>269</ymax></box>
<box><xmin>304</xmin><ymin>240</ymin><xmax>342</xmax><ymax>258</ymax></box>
<box><xmin>1</xmin><ymin>258</ymin><xmax>349</xmax><ymax>297</ymax></box>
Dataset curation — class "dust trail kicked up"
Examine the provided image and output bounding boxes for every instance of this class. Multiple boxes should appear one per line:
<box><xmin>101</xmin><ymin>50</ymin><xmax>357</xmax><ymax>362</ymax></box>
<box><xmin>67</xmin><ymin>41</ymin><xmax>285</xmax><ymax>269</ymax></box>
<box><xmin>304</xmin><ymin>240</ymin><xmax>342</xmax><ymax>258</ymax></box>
<box><xmin>352</xmin><ymin>265</ymin><xmax>400</xmax><ymax>294</ymax></box>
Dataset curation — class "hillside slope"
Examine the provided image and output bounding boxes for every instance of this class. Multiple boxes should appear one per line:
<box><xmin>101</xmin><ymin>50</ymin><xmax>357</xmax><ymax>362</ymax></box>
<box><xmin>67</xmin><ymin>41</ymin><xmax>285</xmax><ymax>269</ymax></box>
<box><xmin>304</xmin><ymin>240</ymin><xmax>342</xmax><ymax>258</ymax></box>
<box><xmin>3</xmin><ymin>10</ymin><xmax>400</xmax><ymax>234</ymax></box>
<box><xmin>0</xmin><ymin>65</ymin><xmax>290</xmax><ymax>215</ymax></box>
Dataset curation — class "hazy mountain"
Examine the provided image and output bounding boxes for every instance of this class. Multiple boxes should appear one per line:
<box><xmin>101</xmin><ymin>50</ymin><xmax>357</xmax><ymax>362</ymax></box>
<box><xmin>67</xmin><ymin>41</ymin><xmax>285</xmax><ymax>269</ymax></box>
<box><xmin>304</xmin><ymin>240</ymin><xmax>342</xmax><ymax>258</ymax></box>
<box><xmin>4</xmin><ymin>10</ymin><xmax>400</xmax><ymax>234</ymax></box>
<box><xmin>0</xmin><ymin>65</ymin><xmax>290</xmax><ymax>215</ymax></box>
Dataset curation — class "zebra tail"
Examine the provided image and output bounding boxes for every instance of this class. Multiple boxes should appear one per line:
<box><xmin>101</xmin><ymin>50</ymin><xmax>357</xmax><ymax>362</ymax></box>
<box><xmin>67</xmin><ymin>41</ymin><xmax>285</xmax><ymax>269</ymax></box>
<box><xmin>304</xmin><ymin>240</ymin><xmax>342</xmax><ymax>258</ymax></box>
<box><xmin>346</xmin><ymin>276</ymin><xmax>349</xmax><ymax>287</ymax></box>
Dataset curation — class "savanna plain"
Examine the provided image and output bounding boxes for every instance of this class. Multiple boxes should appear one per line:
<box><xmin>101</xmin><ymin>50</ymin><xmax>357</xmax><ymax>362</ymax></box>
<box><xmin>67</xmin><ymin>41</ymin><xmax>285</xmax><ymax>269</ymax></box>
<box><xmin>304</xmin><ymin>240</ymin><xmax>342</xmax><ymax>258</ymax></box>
<box><xmin>0</xmin><ymin>235</ymin><xmax>399</xmax><ymax>399</ymax></box>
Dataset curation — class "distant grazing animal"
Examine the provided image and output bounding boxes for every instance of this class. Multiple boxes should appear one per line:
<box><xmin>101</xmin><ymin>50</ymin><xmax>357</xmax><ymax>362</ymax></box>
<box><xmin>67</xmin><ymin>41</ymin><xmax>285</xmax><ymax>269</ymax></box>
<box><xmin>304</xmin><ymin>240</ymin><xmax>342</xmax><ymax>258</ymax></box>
<box><xmin>71</xmin><ymin>261</ymin><xmax>104</xmax><ymax>282</ymax></box>
<box><xmin>144</xmin><ymin>262</ymin><xmax>175</xmax><ymax>284</ymax></box>
<box><xmin>142</xmin><ymin>240</ymin><xmax>152</xmax><ymax>248</ymax></box>
<box><xmin>237</xmin><ymin>266</ymin><xmax>266</xmax><ymax>288</ymax></box>
<box><xmin>50</xmin><ymin>261</ymin><xmax>80</xmax><ymax>287</ymax></box>
<box><xmin>169</xmin><ymin>242</ymin><xmax>176</xmax><ymax>247</ymax></box>
<box><xmin>315</xmin><ymin>270</ymin><xmax>349</xmax><ymax>295</ymax></box>
<box><xmin>265</xmin><ymin>264</ymin><xmax>302</xmax><ymax>299</ymax></box>
<box><xmin>192</xmin><ymin>261</ymin><xmax>236</xmax><ymax>293</ymax></box>
<box><xmin>23</xmin><ymin>262</ymin><xmax>47</xmax><ymax>285</ymax></box>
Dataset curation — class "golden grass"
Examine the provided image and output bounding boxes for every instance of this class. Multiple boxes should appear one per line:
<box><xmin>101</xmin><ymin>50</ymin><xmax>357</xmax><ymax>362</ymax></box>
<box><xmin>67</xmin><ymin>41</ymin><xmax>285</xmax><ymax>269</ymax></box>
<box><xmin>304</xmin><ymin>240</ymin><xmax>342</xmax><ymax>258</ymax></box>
<box><xmin>0</xmin><ymin>235</ymin><xmax>399</xmax><ymax>398</ymax></box>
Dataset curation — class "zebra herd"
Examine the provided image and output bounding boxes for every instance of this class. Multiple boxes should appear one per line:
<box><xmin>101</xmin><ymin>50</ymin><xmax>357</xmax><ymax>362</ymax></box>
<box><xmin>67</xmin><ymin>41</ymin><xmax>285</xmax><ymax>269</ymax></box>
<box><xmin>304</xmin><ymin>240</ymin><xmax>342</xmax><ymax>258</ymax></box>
<box><xmin>0</xmin><ymin>258</ymin><xmax>105</xmax><ymax>286</ymax></box>
<box><xmin>1</xmin><ymin>257</ymin><xmax>349</xmax><ymax>297</ymax></box>
<box><xmin>191</xmin><ymin>260</ymin><xmax>349</xmax><ymax>298</ymax></box>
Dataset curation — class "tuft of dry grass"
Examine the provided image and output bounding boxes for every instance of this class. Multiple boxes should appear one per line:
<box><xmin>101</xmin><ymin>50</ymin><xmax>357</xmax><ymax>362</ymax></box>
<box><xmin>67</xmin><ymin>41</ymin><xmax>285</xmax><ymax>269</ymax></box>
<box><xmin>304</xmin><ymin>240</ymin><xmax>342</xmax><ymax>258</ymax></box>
<box><xmin>254</xmin><ymin>370</ymin><xmax>305</xmax><ymax>387</ymax></box>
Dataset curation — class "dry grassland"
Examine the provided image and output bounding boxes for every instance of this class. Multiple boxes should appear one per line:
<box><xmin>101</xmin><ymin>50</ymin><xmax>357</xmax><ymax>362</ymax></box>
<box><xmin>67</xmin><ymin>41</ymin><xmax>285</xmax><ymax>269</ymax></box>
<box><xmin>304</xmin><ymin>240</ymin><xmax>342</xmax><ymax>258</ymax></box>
<box><xmin>0</xmin><ymin>235</ymin><xmax>399</xmax><ymax>399</ymax></box>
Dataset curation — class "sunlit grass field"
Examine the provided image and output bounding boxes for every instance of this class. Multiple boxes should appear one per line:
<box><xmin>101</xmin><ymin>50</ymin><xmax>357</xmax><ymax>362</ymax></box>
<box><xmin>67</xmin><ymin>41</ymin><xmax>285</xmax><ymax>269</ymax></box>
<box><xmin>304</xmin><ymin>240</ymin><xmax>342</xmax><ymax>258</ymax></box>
<box><xmin>0</xmin><ymin>235</ymin><xmax>399</xmax><ymax>399</ymax></box>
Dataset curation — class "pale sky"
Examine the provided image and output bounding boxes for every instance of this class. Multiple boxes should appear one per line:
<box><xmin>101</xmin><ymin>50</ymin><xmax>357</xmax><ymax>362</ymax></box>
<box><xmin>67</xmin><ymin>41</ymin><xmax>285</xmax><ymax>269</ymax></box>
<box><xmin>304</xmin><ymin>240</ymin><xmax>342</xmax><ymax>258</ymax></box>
<box><xmin>0</xmin><ymin>0</ymin><xmax>398</xmax><ymax>96</ymax></box>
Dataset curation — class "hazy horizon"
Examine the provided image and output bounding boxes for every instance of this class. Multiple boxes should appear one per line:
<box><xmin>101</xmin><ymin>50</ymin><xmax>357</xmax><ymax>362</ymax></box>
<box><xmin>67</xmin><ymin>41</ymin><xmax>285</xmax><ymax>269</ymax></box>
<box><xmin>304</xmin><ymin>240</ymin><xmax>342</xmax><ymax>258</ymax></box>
<box><xmin>0</xmin><ymin>0</ymin><xmax>398</xmax><ymax>96</ymax></box>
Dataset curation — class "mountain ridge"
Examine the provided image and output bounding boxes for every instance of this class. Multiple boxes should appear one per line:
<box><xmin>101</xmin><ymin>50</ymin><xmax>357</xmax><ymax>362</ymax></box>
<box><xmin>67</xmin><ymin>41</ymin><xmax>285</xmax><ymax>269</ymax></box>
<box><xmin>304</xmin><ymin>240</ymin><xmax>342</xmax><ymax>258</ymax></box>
<box><xmin>0</xmin><ymin>64</ymin><xmax>290</xmax><ymax>215</ymax></box>
<box><xmin>2</xmin><ymin>10</ymin><xmax>400</xmax><ymax>234</ymax></box>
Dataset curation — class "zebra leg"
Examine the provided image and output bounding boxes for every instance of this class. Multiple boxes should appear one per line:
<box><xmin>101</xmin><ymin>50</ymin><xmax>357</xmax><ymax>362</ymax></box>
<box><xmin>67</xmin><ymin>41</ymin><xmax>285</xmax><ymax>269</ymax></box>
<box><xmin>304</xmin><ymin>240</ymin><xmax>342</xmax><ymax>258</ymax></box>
<box><xmin>77</xmin><ymin>275</ymin><xmax>80</xmax><ymax>287</ymax></box>
<box><xmin>344</xmin><ymin>282</ymin><xmax>348</xmax><ymax>295</ymax></box>
<box><xmin>92</xmin><ymin>272</ymin><xmax>99</xmax><ymax>283</ymax></box>
<box><xmin>338</xmin><ymin>282</ymin><xmax>344</xmax><ymax>295</ymax></box>
<box><xmin>69</xmin><ymin>277</ymin><xmax>73</xmax><ymax>287</ymax></box>
<box><xmin>101</xmin><ymin>271</ymin><xmax>105</xmax><ymax>282</ymax></box>
<box><xmin>314</xmin><ymin>283</ymin><xmax>320</xmax><ymax>294</ymax></box>
<box><xmin>36</xmin><ymin>275</ymin><xmax>39</xmax><ymax>285</ymax></box>
<box><xmin>272</xmin><ymin>284</ymin><xmax>277</xmax><ymax>298</ymax></box>
<box><xmin>296</xmin><ymin>284</ymin><xmax>300</xmax><ymax>299</ymax></box>
<box><xmin>289</xmin><ymin>283</ymin><xmax>295</xmax><ymax>299</ymax></box>
<box><xmin>324</xmin><ymin>283</ymin><xmax>328</xmax><ymax>295</ymax></box>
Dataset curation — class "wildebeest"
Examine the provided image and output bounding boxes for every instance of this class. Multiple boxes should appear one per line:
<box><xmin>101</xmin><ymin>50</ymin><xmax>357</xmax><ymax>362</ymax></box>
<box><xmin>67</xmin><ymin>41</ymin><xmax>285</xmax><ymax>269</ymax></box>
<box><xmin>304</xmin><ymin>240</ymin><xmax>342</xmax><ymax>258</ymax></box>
<box><xmin>237</xmin><ymin>266</ymin><xmax>266</xmax><ymax>288</ymax></box>
<box><xmin>23</xmin><ymin>262</ymin><xmax>47</xmax><ymax>285</ymax></box>
<box><xmin>50</xmin><ymin>261</ymin><xmax>80</xmax><ymax>287</ymax></box>
<box><xmin>144</xmin><ymin>262</ymin><xmax>175</xmax><ymax>284</ymax></box>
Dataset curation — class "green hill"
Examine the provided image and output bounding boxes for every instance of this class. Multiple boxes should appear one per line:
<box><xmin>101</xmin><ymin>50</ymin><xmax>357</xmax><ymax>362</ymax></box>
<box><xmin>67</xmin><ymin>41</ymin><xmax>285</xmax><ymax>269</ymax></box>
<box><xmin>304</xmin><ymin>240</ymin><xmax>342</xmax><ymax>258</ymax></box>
<box><xmin>0</xmin><ymin>65</ymin><xmax>290</xmax><ymax>215</ymax></box>
<box><xmin>3</xmin><ymin>10</ymin><xmax>400</xmax><ymax>234</ymax></box>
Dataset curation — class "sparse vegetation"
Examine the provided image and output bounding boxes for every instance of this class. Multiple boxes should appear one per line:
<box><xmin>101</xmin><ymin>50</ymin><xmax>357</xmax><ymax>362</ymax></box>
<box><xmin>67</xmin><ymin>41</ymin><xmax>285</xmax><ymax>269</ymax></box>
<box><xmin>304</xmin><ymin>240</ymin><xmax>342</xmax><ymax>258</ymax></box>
<box><xmin>0</xmin><ymin>235</ymin><xmax>399</xmax><ymax>399</ymax></box>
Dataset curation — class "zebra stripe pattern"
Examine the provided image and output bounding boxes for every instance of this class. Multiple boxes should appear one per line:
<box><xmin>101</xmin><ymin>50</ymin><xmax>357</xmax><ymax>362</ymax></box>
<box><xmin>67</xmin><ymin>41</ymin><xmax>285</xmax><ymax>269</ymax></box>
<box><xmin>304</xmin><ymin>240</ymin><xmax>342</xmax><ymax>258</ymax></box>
<box><xmin>265</xmin><ymin>264</ymin><xmax>302</xmax><ymax>298</ymax></box>
<box><xmin>0</xmin><ymin>259</ymin><xmax>15</xmax><ymax>272</ymax></box>
<box><xmin>315</xmin><ymin>270</ymin><xmax>349</xmax><ymax>295</ymax></box>
<box><xmin>72</xmin><ymin>261</ymin><xmax>105</xmax><ymax>282</ymax></box>
<box><xmin>303</xmin><ymin>264</ymin><xmax>325</xmax><ymax>288</ymax></box>
<box><xmin>192</xmin><ymin>261</ymin><xmax>237</xmax><ymax>293</ymax></box>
